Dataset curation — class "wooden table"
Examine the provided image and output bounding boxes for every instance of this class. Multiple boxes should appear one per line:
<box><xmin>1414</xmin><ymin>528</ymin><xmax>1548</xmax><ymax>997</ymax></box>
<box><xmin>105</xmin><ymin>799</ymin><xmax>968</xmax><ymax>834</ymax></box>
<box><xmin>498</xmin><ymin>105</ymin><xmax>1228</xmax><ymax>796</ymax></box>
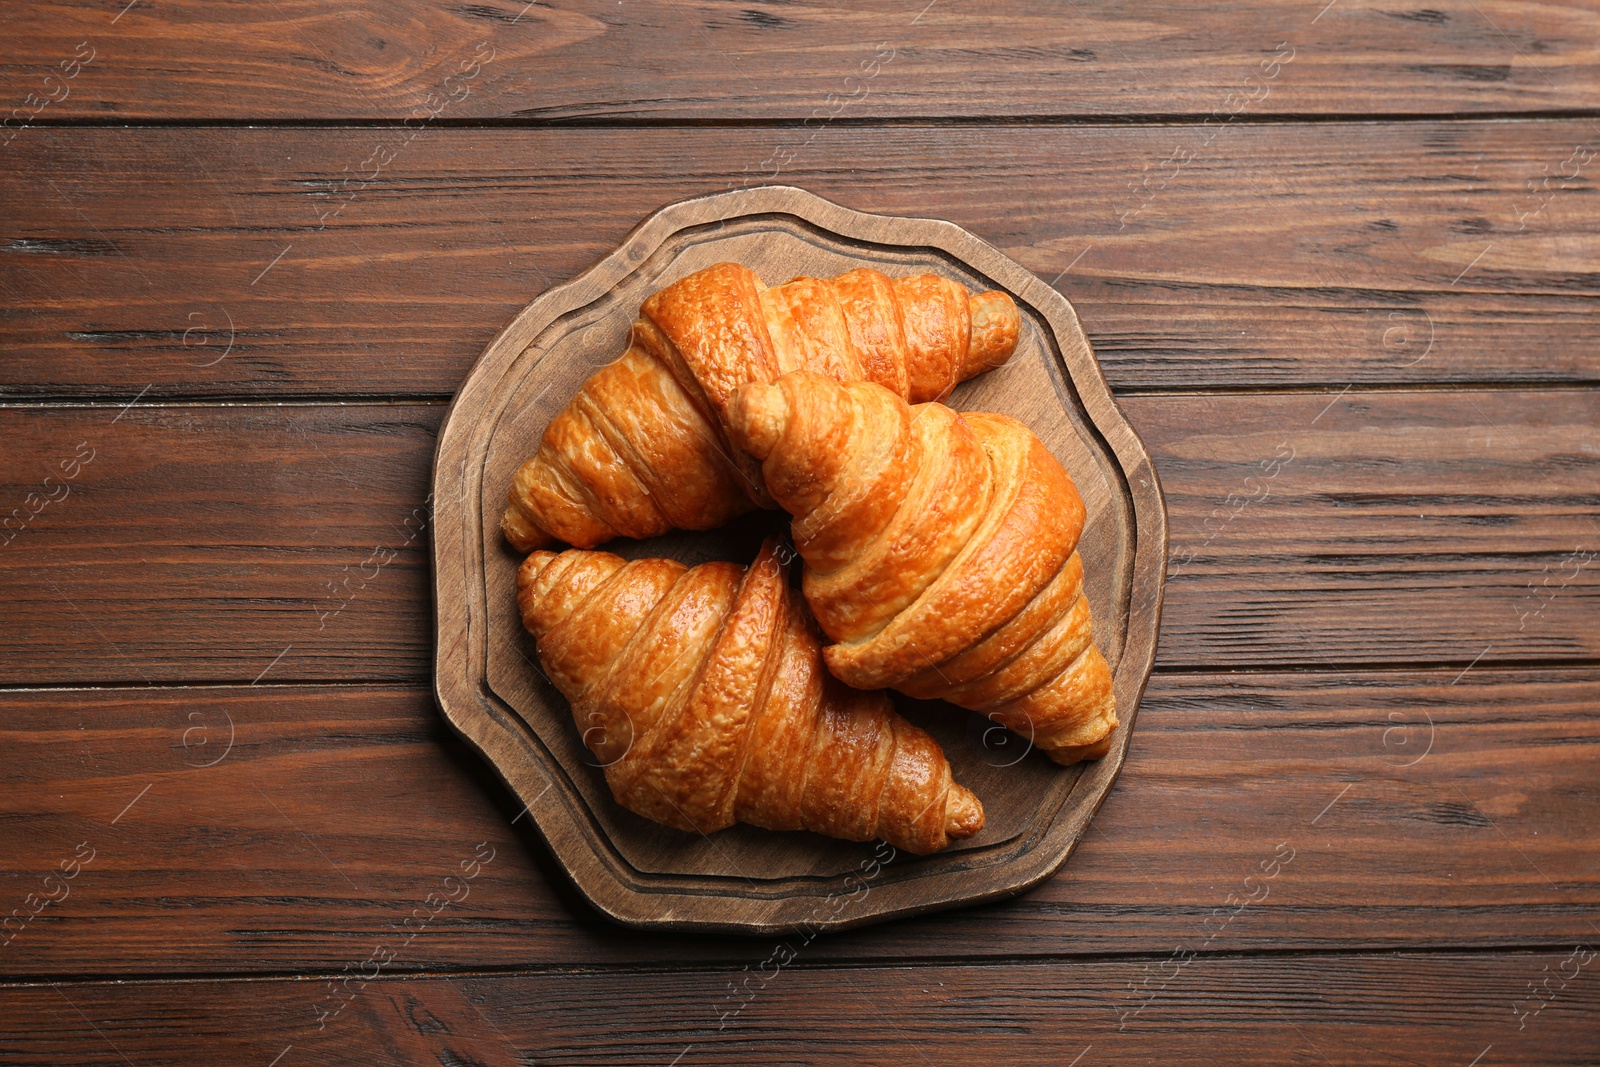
<box><xmin>3</xmin><ymin>3</ymin><xmax>1597</xmax><ymax>1063</ymax></box>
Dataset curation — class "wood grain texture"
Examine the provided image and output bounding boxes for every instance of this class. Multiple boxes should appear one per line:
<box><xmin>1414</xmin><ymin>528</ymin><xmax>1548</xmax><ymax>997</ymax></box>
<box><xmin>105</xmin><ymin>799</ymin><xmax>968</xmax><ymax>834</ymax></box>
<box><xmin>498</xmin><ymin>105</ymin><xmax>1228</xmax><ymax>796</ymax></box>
<box><xmin>3</xmin><ymin>123</ymin><xmax>1599</xmax><ymax>400</ymax></box>
<box><xmin>2</xmin><ymin>670</ymin><xmax>1593</xmax><ymax>974</ymax></box>
<box><xmin>1</xmin><ymin>0</ymin><xmax>1596</xmax><ymax>121</ymax></box>
<box><xmin>0</xmin><ymin>390</ymin><xmax>1591</xmax><ymax>685</ymax></box>
<box><xmin>1151</xmin><ymin>388</ymin><xmax>1600</xmax><ymax>668</ymax></box>
<box><xmin>0</xmin><ymin>402</ymin><xmax>442</xmax><ymax>685</ymax></box>
<box><xmin>3</xmin><ymin>948</ymin><xmax>1597</xmax><ymax>1065</ymax></box>
<box><xmin>0</xmin><ymin>0</ymin><xmax>1594</xmax><ymax>1056</ymax></box>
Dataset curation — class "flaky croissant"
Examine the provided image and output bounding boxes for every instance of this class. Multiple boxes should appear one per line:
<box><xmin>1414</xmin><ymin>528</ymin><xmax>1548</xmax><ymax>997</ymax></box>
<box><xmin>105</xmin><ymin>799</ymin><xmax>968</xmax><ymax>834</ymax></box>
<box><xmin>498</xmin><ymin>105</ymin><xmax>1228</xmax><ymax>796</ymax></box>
<box><xmin>727</xmin><ymin>372</ymin><xmax>1117</xmax><ymax>766</ymax></box>
<box><xmin>516</xmin><ymin>537</ymin><xmax>985</xmax><ymax>854</ymax></box>
<box><xmin>502</xmin><ymin>262</ymin><xmax>1022</xmax><ymax>552</ymax></box>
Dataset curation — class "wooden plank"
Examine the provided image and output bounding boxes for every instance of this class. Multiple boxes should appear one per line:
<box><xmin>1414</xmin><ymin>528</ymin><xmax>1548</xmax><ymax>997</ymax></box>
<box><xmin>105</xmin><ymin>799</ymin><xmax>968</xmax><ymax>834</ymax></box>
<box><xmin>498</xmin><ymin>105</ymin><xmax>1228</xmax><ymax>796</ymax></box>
<box><xmin>0</xmin><ymin>402</ymin><xmax>442</xmax><ymax>684</ymax></box>
<box><xmin>2</xmin><ymin>671</ymin><xmax>1594</xmax><ymax>975</ymax></box>
<box><xmin>1</xmin><ymin>1</ymin><xmax>1595</xmax><ymax>122</ymax></box>
<box><xmin>2</xmin><ymin>948</ymin><xmax>1596</xmax><ymax>1064</ymax></box>
<box><xmin>0</xmin><ymin>392</ymin><xmax>1592</xmax><ymax>684</ymax></box>
<box><xmin>3</xmin><ymin>123</ymin><xmax>1599</xmax><ymax>400</ymax></box>
<box><xmin>1147</xmin><ymin>389</ymin><xmax>1600</xmax><ymax>668</ymax></box>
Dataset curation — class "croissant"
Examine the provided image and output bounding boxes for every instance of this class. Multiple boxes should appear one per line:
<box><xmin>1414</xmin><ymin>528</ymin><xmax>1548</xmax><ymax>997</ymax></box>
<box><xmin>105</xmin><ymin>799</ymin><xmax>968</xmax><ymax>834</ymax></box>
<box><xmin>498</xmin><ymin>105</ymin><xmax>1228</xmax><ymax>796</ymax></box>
<box><xmin>515</xmin><ymin>537</ymin><xmax>985</xmax><ymax>854</ymax></box>
<box><xmin>502</xmin><ymin>261</ymin><xmax>1022</xmax><ymax>552</ymax></box>
<box><xmin>727</xmin><ymin>372</ymin><xmax>1117</xmax><ymax>766</ymax></box>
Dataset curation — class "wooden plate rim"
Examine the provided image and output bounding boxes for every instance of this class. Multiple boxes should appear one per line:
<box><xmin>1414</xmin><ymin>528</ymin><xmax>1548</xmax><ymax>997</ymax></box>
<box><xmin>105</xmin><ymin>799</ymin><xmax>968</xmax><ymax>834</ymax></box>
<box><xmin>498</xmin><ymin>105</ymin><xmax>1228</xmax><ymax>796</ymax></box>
<box><xmin>431</xmin><ymin>185</ymin><xmax>1168</xmax><ymax>935</ymax></box>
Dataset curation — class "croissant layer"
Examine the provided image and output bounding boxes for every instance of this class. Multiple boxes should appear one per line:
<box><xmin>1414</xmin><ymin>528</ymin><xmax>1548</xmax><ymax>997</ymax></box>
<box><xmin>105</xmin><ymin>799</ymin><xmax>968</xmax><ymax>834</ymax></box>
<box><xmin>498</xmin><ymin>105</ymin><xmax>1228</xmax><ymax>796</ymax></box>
<box><xmin>503</xmin><ymin>262</ymin><xmax>1022</xmax><ymax>551</ymax></box>
<box><xmin>516</xmin><ymin>537</ymin><xmax>985</xmax><ymax>854</ymax></box>
<box><xmin>729</xmin><ymin>372</ymin><xmax>1118</xmax><ymax>766</ymax></box>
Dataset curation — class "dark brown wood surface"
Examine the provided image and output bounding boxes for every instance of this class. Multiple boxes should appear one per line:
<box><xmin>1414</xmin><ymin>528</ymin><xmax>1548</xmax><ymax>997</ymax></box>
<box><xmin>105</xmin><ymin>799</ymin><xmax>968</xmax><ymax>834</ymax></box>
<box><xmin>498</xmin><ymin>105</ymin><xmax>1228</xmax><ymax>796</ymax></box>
<box><xmin>2</xmin><ymin>0</ymin><xmax>1595</xmax><ymax>1062</ymax></box>
<box><xmin>6</xmin><ymin>123</ymin><xmax>1600</xmax><ymax>400</ymax></box>
<box><xmin>2</xmin><ymin>670</ymin><xmax>1595</xmax><ymax>976</ymax></box>
<box><xmin>2</xmin><ymin>0</ymin><xmax>1597</xmax><ymax>120</ymax></box>
<box><xmin>4</xmin><ymin>949</ymin><xmax>1599</xmax><ymax>1065</ymax></box>
<box><xmin>1</xmin><ymin>392</ymin><xmax>1591</xmax><ymax>683</ymax></box>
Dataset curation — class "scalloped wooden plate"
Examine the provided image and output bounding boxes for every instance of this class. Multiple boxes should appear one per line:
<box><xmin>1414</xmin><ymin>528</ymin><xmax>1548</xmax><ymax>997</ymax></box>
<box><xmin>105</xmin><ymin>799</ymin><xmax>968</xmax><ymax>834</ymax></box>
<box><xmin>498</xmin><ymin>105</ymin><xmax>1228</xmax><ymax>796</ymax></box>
<box><xmin>431</xmin><ymin>186</ymin><xmax>1166</xmax><ymax>935</ymax></box>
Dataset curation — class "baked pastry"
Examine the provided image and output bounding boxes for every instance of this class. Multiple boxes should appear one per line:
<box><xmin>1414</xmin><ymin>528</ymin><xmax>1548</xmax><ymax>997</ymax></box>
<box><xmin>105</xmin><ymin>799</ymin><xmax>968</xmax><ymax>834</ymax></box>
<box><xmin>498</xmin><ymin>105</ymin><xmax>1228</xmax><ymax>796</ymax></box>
<box><xmin>727</xmin><ymin>372</ymin><xmax>1116</xmax><ymax>766</ymax></box>
<box><xmin>502</xmin><ymin>262</ymin><xmax>1021</xmax><ymax>551</ymax></box>
<box><xmin>516</xmin><ymin>537</ymin><xmax>985</xmax><ymax>853</ymax></box>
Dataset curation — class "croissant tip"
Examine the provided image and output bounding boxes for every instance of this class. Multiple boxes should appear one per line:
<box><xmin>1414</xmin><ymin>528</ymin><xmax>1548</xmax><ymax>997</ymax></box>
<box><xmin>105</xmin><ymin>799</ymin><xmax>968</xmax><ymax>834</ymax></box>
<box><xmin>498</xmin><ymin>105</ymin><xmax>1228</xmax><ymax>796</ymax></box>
<box><xmin>962</xmin><ymin>289</ymin><xmax>1022</xmax><ymax>382</ymax></box>
<box><xmin>517</xmin><ymin>548</ymin><xmax>558</xmax><ymax>586</ymax></box>
<box><xmin>727</xmin><ymin>381</ymin><xmax>788</xmax><ymax>460</ymax></box>
<box><xmin>515</xmin><ymin>550</ymin><xmax>561</xmax><ymax>638</ymax></box>
<box><xmin>945</xmin><ymin>783</ymin><xmax>986</xmax><ymax>841</ymax></box>
<box><xmin>1043</xmin><ymin>731</ymin><xmax>1115</xmax><ymax>766</ymax></box>
<box><xmin>501</xmin><ymin>505</ymin><xmax>555</xmax><ymax>553</ymax></box>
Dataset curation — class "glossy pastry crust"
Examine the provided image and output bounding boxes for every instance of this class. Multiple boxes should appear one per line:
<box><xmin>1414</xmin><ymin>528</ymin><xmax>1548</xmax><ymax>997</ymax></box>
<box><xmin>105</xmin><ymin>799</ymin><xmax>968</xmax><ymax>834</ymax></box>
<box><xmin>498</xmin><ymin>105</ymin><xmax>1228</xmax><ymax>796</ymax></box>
<box><xmin>729</xmin><ymin>372</ymin><xmax>1118</xmax><ymax>766</ymax></box>
<box><xmin>502</xmin><ymin>262</ymin><xmax>1022</xmax><ymax>552</ymax></box>
<box><xmin>516</xmin><ymin>537</ymin><xmax>985</xmax><ymax>854</ymax></box>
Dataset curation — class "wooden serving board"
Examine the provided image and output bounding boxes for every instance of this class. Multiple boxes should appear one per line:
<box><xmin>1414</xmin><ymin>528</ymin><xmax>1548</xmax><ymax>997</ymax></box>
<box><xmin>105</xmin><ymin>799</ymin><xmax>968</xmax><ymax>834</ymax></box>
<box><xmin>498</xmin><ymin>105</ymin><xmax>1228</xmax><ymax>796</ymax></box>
<box><xmin>431</xmin><ymin>186</ymin><xmax>1167</xmax><ymax>934</ymax></box>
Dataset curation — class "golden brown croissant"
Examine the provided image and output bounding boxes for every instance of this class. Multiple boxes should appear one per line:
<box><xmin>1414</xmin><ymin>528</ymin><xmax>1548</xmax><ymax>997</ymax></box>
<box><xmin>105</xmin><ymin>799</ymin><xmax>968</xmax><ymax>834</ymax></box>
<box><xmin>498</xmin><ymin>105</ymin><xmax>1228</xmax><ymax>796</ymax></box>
<box><xmin>515</xmin><ymin>537</ymin><xmax>985</xmax><ymax>854</ymax></box>
<box><xmin>502</xmin><ymin>262</ymin><xmax>1022</xmax><ymax>552</ymax></box>
<box><xmin>727</xmin><ymin>372</ymin><xmax>1117</xmax><ymax>766</ymax></box>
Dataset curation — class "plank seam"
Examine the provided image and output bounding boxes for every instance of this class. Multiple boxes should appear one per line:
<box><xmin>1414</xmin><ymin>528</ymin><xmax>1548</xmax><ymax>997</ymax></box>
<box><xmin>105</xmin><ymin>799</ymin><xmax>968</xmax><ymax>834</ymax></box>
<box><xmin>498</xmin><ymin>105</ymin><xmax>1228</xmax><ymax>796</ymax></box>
<box><xmin>2</xmin><ymin>381</ymin><xmax>1598</xmax><ymax>409</ymax></box>
<box><xmin>12</xmin><ymin>111</ymin><xmax>1600</xmax><ymax>129</ymax></box>
<box><xmin>1</xmin><ymin>942</ymin><xmax>1590</xmax><ymax>989</ymax></box>
<box><xmin>4</xmin><ymin>657</ymin><xmax>1598</xmax><ymax>693</ymax></box>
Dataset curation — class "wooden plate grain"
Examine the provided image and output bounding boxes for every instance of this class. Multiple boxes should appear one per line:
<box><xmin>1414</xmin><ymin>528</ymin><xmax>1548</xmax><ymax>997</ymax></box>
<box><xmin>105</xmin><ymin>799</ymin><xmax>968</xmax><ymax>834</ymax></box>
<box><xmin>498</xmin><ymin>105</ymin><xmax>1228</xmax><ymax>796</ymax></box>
<box><xmin>431</xmin><ymin>186</ymin><xmax>1167</xmax><ymax>935</ymax></box>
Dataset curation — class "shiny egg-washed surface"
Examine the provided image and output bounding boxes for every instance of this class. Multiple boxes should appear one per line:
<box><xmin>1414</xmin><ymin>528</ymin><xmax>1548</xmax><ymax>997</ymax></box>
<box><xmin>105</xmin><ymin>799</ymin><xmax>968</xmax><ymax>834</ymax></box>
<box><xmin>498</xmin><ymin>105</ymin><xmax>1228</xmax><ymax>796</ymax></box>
<box><xmin>731</xmin><ymin>372</ymin><xmax>1116</xmax><ymax>767</ymax></box>
<box><xmin>502</xmin><ymin>261</ymin><xmax>1021</xmax><ymax>552</ymax></box>
<box><xmin>517</xmin><ymin>537</ymin><xmax>984</xmax><ymax>854</ymax></box>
